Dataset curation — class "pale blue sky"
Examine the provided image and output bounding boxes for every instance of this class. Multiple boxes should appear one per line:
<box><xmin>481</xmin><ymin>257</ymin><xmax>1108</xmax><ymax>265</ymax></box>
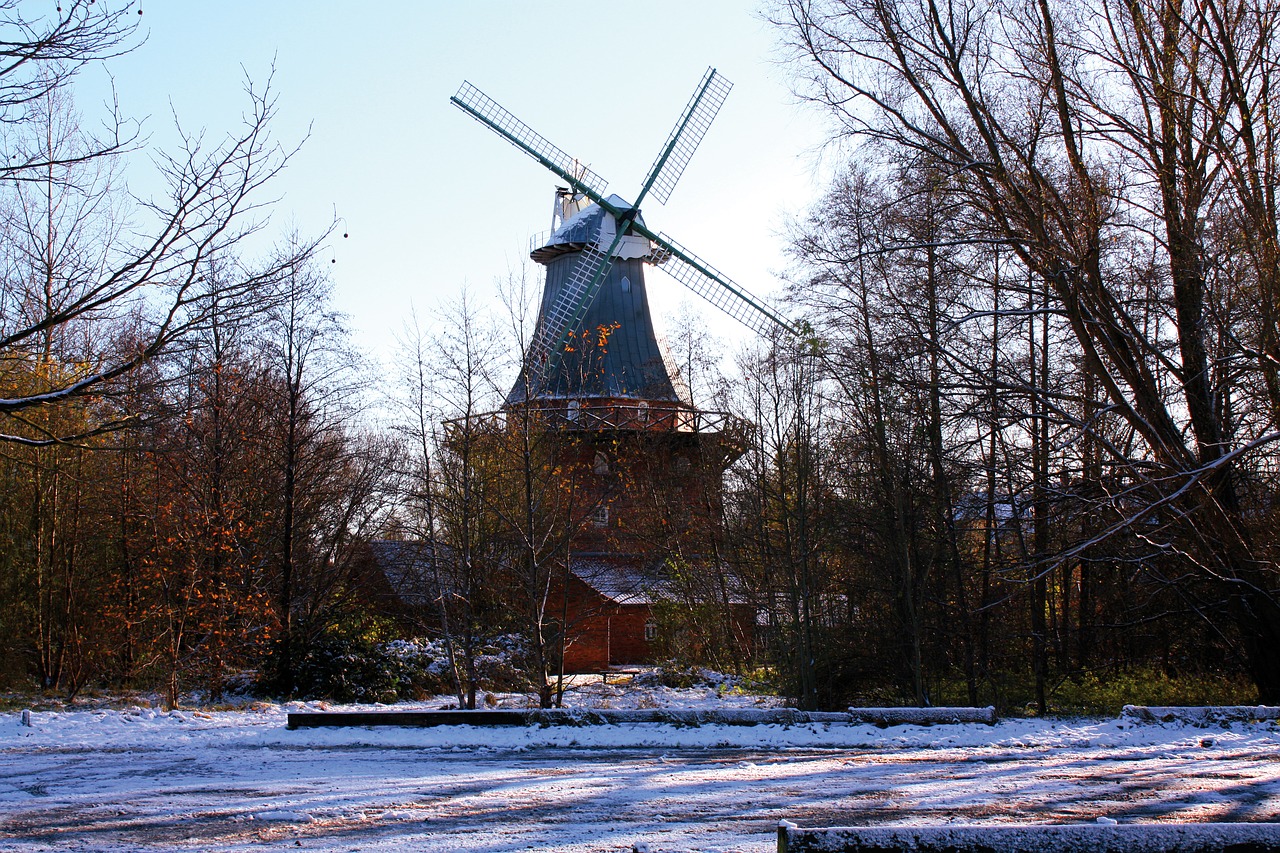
<box><xmin>79</xmin><ymin>2</ymin><xmax>831</xmax><ymax>361</ymax></box>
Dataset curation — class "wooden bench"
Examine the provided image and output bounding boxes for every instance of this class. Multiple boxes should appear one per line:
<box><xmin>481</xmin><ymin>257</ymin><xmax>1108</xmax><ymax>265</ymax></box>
<box><xmin>601</xmin><ymin>669</ymin><xmax>640</xmax><ymax>684</ymax></box>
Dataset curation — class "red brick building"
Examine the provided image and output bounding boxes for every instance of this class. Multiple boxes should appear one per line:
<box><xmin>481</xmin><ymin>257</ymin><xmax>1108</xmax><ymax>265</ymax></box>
<box><xmin>556</xmin><ymin>554</ymin><xmax>756</xmax><ymax>672</ymax></box>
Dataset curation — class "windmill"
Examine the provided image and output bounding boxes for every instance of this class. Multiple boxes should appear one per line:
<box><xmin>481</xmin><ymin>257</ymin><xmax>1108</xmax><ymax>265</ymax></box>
<box><xmin>449</xmin><ymin>68</ymin><xmax>784</xmax><ymax>672</ymax></box>
<box><xmin>450</xmin><ymin>68</ymin><xmax>795</xmax><ymax>397</ymax></box>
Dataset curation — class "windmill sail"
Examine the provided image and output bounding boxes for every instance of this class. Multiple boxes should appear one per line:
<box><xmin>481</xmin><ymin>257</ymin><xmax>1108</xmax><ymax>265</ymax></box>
<box><xmin>642</xmin><ymin>68</ymin><xmax>733</xmax><ymax>206</ymax></box>
<box><xmin>451</xmin><ymin>82</ymin><xmax>609</xmax><ymax>201</ymax></box>
<box><xmin>530</xmin><ymin>237</ymin><xmax>613</xmax><ymax>368</ymax></box>
<box><xmin>647</xmin><ymin>230</ymin><xmax>795</xmax><ymax>337</ymax></box>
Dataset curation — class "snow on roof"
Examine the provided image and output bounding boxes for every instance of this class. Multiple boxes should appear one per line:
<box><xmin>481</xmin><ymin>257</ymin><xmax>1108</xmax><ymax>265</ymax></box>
<box><xmin>569</xmin><ymin>556</ymin><xmax>750</xmax><ymax>606</ymax></box>
<box><xmin>538</xmin><ymin>196</ymin><xmax>650</xmax><ymax>261</ymax></box>
<box><xmin>570</xmin><ymin>556</ymin><xmax>670</xmax><ymax>605</ymax></box>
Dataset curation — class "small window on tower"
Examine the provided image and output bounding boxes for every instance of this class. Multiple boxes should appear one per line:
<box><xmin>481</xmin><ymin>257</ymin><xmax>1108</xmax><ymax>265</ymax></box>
<box><xmin>638</xmin><ymin>400</ymin><xmax>650</xmax><ymax>424</ymax></box>
<box><xmin>673</xmin><ymin>455</ymin><xmax>691</xmax><ymax>475</ymax></box>
<box><xmin>589</xmin><ymin>505</ymin><xmax>609</xmax><ymax>527</ymax></box>
<box><xmin>644</xmin><ymin>621</ymin><xmax>658</xmax><ymax>642</ymax></box>
<box><xmin>593</xmin><ymin>452</ymin><xmax>610</xmax><ymax>475</ymax></box>
<box><xmin>621</xmin><ymin>275</ymin><xmax>631</xmax><ymax>293</ymax></box>
<box><xmin>567</xmin><ymin>399</ymin><xmax>580</xmax><ymax>422</ymax></box>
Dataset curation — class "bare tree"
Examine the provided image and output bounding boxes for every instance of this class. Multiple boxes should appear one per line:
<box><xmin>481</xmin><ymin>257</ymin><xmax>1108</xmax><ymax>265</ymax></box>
<box><xmin>790</xmin><ymin>162</ymin><xmax>974</xmax><ymax>706</ymax></box>
<box><xmin>261</xmin><ymin>247</ymin><xmax>379</xmax><ymax>694</ymax></box>
<box><xmin>724</xmin><ymin>329</ymin><xmax>834</xmax><ymax>709</ymax></box>
<box><xmin>392</xmin><ymin>291</ymin><xmax>505</xmax><ymax>709</ymax></box>
<box><xmin>0</xmin><ymin>66</ymin><xmax>133</xmax><ymax>696</ymax></box>
<box><xmin>489</xmin><ymin>268</ymin><xmax>584</xmax><ymax>708</ymax></box>
<box><xmin>0</xmin><ymin>4</ymin><xmax>326</xmax><ymax>444</ymax></box>
<box><xmin>776</xmin><ymin>0</ymin><xmax>1280</xmax><ymax>699</ymax></box>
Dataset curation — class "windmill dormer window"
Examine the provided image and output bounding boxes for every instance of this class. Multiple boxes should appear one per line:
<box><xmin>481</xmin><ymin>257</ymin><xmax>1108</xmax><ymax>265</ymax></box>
<box><xmin>567</xmin><ymin>399</ymin><xmax>580</xmax><ymax>422</ymax></box>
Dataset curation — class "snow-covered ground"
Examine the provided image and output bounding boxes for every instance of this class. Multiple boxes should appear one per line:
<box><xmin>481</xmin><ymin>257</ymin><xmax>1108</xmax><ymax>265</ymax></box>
<box><xmin>3</xmin><ymin>682</ymin><xmax>1279</xmax><ymax>852</ymax></box>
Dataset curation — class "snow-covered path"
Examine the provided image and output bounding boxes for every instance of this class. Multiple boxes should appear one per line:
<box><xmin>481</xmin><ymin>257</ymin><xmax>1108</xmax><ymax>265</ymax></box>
<box><xmin>3</xmin><ymin>705</ymin><xmax>1279</xmax><ymax>852</ymax></box>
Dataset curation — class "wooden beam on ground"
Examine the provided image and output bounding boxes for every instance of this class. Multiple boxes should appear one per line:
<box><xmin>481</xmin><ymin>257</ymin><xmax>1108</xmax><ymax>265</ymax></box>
<box><xmin>286</xmin><ymin>706</ymin><xmax>997</xmax><ymax>729</ymax></box>
<box><xmin>847</xmin><ymin>706</ymin><xmax>997</xmax><ymax>726</ymax></box>
<box><xmin>777</xmin><ymin>821</ymin><xmax>1280</xmax><ymax>853</ymax></box>
<box><xmin>287</xmin><ymin>708</ymin><xmax>846</xmax><ymax>729</ymax></box>
<box><xmin>1122</xmin><ymin>705</ymin><xmax>1280</xmax><ymax>724</ymax></box>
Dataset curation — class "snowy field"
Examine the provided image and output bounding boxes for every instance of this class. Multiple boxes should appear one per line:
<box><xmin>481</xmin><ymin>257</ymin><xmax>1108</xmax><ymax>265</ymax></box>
<box><xmin>3</xmin><ymin>682</ymin><xmax>1279</xmax><ymax>852</ymax></box>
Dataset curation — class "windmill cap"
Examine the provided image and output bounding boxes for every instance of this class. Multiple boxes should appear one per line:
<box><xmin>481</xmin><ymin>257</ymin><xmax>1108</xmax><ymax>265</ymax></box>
<box><xmin>530</xmin><ymin>195</ymin><xmax>653</xmax><ymax>264</ymax></box>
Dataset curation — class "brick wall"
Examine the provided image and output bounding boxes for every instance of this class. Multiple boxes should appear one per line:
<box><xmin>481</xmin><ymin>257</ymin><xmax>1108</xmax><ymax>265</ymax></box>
<box><xmin>558</xmin><ymin>573</ymin><xmax>660</xmax><ymax>672</ymax></box>
<box><xmin>607</xmin><ymin>606</ymin><xmax>652</xmax><ymax>665</ymax></box>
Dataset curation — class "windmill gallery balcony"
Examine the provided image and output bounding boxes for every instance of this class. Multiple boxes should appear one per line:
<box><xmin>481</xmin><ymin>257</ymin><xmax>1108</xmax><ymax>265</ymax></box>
<box><xmin>443</xmin><ymin>400</ymin><xmax>749</xmax><ymax>441</ymax></box>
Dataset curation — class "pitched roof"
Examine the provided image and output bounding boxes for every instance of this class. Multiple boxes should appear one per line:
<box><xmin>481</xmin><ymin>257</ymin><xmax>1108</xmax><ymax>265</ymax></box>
<box><xmin>570</xmin><ymin>555</ymin><xmax>672</xmax><ymax>605</ymax></box>
<box><xmin>366</xmin><ymin>539</ymin><xmax>450</xmax><ymax>608</ymax></box>
<box><xmin>569</xmin><ymin>555</ymin><xmax>750</xmax><ymax>606</ymax></box>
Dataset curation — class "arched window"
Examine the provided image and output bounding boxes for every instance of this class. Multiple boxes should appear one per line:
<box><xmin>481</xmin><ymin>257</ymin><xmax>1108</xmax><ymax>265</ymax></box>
<box><xmin>593</xmin><ymin>452</ymin><xmax>610</xmax><ymax>475</ymax></box>
<box><xmin>637</xmin><ymin>400</ymin><xmax>650</xmax><ymax>424</ymax></box>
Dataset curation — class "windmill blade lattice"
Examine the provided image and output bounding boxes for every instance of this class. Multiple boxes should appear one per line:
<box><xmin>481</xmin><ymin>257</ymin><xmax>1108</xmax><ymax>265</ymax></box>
<box><xmin>650</xmin><ymin>231</ymin><xmax>795</xmax><ymax>337</ymax></box>
<box><xmin>530</xmin><ymin>238</ymin><xmax>613</xmax><ymax>364</ymax></box>
<box><xmin>451</xmin><ymin>81</ymin><xmax>610</xmax><ymax>201</ymax></box>
<box><xmin>642</xmin><ymin>69</ymin><xmax>733</xmax><ymax>206</ymax></box>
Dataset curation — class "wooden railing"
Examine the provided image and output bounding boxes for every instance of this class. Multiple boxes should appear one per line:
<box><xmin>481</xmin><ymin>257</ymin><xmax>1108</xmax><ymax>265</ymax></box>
<box><xmin>444</xmin><ymin>402</ymin><xmax>747</xmax><ymax>437</ymax></box>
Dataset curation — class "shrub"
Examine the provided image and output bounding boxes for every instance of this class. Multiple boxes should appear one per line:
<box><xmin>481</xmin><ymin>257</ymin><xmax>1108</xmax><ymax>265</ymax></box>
<box><xmin>290</xmin><ymin>631</ymin><xmax>395</xmax><ymax>703</ymax></box>
<box><xmin>634</xmin><ymin>663</ymin><xmax>756</xmax><ymax>692</ymax></box>
<box><xmin>286</xmin><ymin>632</ymin><xmax>532</xmax><ymax>703</ymax></box>
<box><xmin>927</xmin><ymin>666</ymin><xmax>1259</xmax><ymax>716</ymax></box>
